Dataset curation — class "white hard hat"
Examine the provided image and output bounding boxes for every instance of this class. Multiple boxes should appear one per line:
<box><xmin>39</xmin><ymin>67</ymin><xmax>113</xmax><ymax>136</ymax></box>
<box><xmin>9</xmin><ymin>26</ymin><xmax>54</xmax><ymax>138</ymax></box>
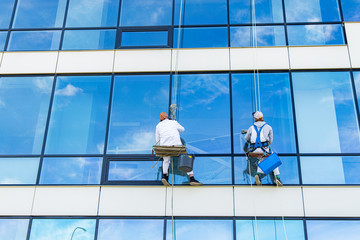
<box><xmin>253</xmin><ymin>111</ymin><xmax>263</xmax><ymax>120</ymax></box>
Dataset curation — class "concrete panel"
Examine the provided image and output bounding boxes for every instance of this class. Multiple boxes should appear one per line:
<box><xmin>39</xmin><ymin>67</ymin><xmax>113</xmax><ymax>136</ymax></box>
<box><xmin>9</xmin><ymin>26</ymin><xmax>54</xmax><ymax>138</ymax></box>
<box><xmin>32</xmin><ymin>187</ymin><xmax>100</xmax><ymax>216</ymax></box>
<box><xmin>171</xmin><ymin>48</ymin><xmax>230</xmax><ymax>71</ymax></box>
<box><xmin>114</xmin><ymin>49</ymin><xmax>171</xmax><ymax>72</ymax></box>
<box><xmin>303</xmin><ymin>187</ymin><xmax>360</xmax><ymax>217</ymax></box>
<box><xmin>0</xmin><ymin>52</ymin><xmax>58</xmax><ymax>74</ymax></box>
<box><xmin>57</xmin><ymin>50</ymin><xmax>114</xmax><ymax>73</ymax></box>
<box><xmin>230</xmin><ymin>47</ymin><xmax>289</xmax><ymax>70</ymax></box>
<box><xmin>234</xmin><ymin>186</ymin><xmax>304</xmax><ymax>217</ymax></box>
<box><xmin>345</xmin><ymin>22</ymin><xmax>360</xmax><ymax>68</ymax></box>
<box><xmin>99</xmin><ymin>186</ymin><xmax>166</xmax><ymax>216</ymax></box>
<box><xmin>0</xmin><ymin>187</ymin><xmax>35</xmax><ymax>215</ymax></box>
<box><xmin>165</xmin><ymin>186</ymin><xmax>233</xmax><ymax>216</ymax></box>
<box><xmin>289</xmin><ymin>46</ymin><xmax>350</xmax><ymax>69</ymax></box>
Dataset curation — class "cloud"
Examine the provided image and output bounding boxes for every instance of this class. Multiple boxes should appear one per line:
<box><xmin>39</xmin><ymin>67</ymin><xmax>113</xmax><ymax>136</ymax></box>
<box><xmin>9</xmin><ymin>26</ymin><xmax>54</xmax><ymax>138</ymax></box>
<box><xmin>0</xmin><ymin>100</ymin><xmax>5</xmax><ymax>108</ymax></box>
<box><xmin>55</xmin><ymin>84</ymin><xmax>83</xmax><ymax>96</ymax></box>
<box><xmin>230</xmin><ymin>27</ymin><xmax>250</xmax><ymax>47</ymax></box>
<box><xmin>108</xmin><ymin>130</ymin><xmax>155</xmax><ymax>153</ymax></box>
<box><xmin>34</xmin><ymin>77</ymin><xmax>52</xmax><ymax>94</ymax></box>
<box><xmin>305</xmin><ymin>24</ymin><xmax>337</xmax><ymax>43</ymax></box>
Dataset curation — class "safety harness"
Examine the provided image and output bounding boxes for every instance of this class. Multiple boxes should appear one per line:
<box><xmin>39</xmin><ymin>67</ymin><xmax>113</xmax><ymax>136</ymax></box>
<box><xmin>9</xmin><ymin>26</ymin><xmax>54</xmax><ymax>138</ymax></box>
<box><xmin>249</xmin><ymin>124</ymin><xmax>271</xmax><ymax>154</ymax></box>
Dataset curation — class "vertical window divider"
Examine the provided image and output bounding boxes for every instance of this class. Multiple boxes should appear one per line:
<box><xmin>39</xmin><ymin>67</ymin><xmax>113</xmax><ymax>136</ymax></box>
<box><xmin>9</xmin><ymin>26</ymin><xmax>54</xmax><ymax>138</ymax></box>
<box><xmin>26</xmin><ymin>217</ymin><xmax>33</xmax><ymax>240</ymax></box>
<box><xmin>349</xmin><ymin>71</ymin><xmax>360</xmax><ymax>137</ymax></box>
<box><xmin>58</xmin><ymin>0</ymin><xmax>71</xmax><ymax>50</ymax></box>
<box><xmin>93</xmin><ymin>217</ymin><xmax>100</xmax><ymax>240</ymax></box>
<box><xmin>115</xmin><ymin>0</ymin><xmax>122</xmax><ymax>48</ymax></box>
<box><xmin>163</xmin><ymin>218</ymin><xmax>168</xmax><ymax>240</ymax></box>
<box><xmin>229</xmin><ymin>73</ymin><xmax>235</xmax><ymax>185</ymax></box>
<box><xmin>4</xmin><ymin>0</ymin><xmax>19</xmax><ymax>51</ymax></box>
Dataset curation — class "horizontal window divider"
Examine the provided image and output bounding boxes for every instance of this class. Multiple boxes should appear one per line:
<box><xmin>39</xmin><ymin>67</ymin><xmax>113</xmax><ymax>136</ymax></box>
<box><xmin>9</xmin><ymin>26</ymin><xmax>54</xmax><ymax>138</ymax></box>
<box><xmin>42</xmin><ymin>154</ymin><xmax>104</xmax><ymax>158</ymax></box>
<box><xmin>174</xmin><ymin>24</ymin><xmax>228</xmax><ymax>28</ymax></box>
<box><xmin>103</xmin><ymin>181</ymin><xmax>163</xmax><ymax>185</ymax></box>
<box><xmin>9</xmin><ymin>28</ymin><xmax>63</xmax><ymax>31</ymax></box>
<box><xmin>229</xmin><ymin>23</ymin><xmax>285</xmax><ymax>27</ymax></box>
<box><xmin>285</xmin><ymin>21</ymin><xmax>343</xmax><ymax>25</ymax></box>
<box><xmin>0</xmin><ymin>155</ymin><xmax>41</xmax><ymax>158</ymax></box>
<box><xmin>64</xmin><ymin>27</ymin><xmax>117</xmax><ymax>30</ymax></box>
<box><xmin>120</xmin><ymin>26</ymin><xmax>172</xmax><ymax>31</ymax></box>
<box><xmin>119</xmin><ymin>46</ymin><xmax>171</xmax><ymax>49</ymax></box>
<box><xmin>301</xmin><ymin>184</ymin><xmax>360</xmax><ymax>187</ymax></box>
<box><xmin>299</xmin><ymin>153</ymin><xmax>360</xmax><ymax>157</ymax></box>
<box><xmin>36</xmin><ymin>184</ymin><xmax>101</xmax><ymax>187</ymax></box>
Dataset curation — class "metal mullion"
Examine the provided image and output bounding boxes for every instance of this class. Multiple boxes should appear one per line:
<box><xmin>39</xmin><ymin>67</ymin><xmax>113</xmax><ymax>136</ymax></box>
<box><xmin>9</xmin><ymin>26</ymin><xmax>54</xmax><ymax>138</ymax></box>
<box><xmin>58</xmin><ymin>0</ymin><xmax>71</xmax><ymax>50</ymax></box>
<box><xmin>229</xmin><ymin>73</ymin><xmax>235</xmax><ymax>185</ymax></box>
<box><xmin>350</xmin><ymin>71</ymin><xmax>360</xmax><ymax>138</ymax></box>
<box><xmin>26</xmin><ymin>217</ymin><xmax>33</xmax><ymax>240</ymax></box>
<box><xmin>4</xmin><ymin>0</ymin><xmax>19</xmax><ymax>51</ymax></box>
<box><xmin>115</xmin><ymin>0</ymin><xmax>122</xmax><ymax>48</ymax></box>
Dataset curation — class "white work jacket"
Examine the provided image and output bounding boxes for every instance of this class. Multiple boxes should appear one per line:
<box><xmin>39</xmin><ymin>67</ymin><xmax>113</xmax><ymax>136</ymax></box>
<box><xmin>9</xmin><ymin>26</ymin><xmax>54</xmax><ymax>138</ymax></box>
<box><xmin>155</xmin><ymin>119</ymin><xmax>185</xmax><ymax>146</ymax></box>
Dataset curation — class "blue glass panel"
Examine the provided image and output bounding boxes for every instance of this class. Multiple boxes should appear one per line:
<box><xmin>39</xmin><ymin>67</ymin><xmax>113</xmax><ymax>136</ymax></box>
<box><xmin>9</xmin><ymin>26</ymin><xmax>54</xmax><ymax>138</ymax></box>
<box><xmin>45</xmin><ymin>76</ymin><xmax>111</xmax><ymax>154</ymax></box>
<box><xmin>120</xmin><ymin>0</ymin><xmax>172</xmax><ymax>26</ymax></box>
<box><xmin>166</xmin><ymin>220</ymin><xmax>233</xmax><ymax>240</ymax></box>
<box><xmin>13</xmin><ymin>0</ymin><xmax>66</xmax><ymax>28</ymax></box>
<box><xmin>229</xmin><ymin>0</ymin><xmax>284</xmax><ymax>24</ymax></box>
<box><xmin>235</xmin><ymin>156</ymin><xmax>299</xmax><ymax>185</ymax></box>
<box><xmin>107</xmin><ymin>75</ymin><xmax>169</xmax><ymax>154</ymax></box>
<box><xmin>0</xmin><ymin>77</ymin><xmax>53</xmax><ymax>154</ymax></box>
<box><xmin>66</xmin><ymin>0</ymin><xmax>119</xmax><ymax>27</ymax></box>
<box><xmin>108</xmin><ymin>161</ymin><xmax>162</xmax><ymax>181</ymax></box>
<box><xmin>307</xmin><ymin>220</ymin><xmax>360</xmax><ymax>239</ymax></box>
<box><xmin>292</xmin><ymin>72</ymin><xmax>360</xmax><ymax>153</ymax></box>
<box><xmin>232</xmin><ymin>73</ymin><xmax>296</xmax><ymax>154</ymax></box>
<box><xmin>0</xmin><ymin>158</ymin><xmax>39</xmax><ymax>184</ymax></box>
<box><xmin>7</xmin><ymin>31</ymin><xmax>61</xmax><ymax>51</ymax></box>
<box><xmin>353</xmin><ymin>71</ymin><xmax>360</xmax><ymax>112</ymax></box>
<box><xmin>340</xmin><ymin>0</ymin><xmax>360</xmax><ymax>21</ymax></box>
<box><xmin>284</xmin><ymin>0</ymin><xmax>341</xmax><ymax>22</ymax></box>
<box><xmin>168</xmin><ymin>156</ymin><xmax>232</xmax><ymax>185</ymax></box>
<box><xmin>40</xmin><ymin>157</ymin><xmax>102</xmax><ymax>184</ymax></box>
<box><xmin>98</xmin><ymin>219</ymin><xmax>163</xmax><ymax>240</ymax></box>
<box><xmin>174</xmin><ymin>0</ymin><xmax>227</xmax><ymax>25</ymax></box>
<box><xmin>0</xmin><ymin>32</ymin><xmax>7</xmax><ymax>51</ymax></box>
<box><xmin>30</xmin><ymin>219</ymin><xmax>96</xmax><ymax>240</ymax></box>
<box><xmin>0</xmin><ymin>0</ymin><xmax>15</xmax><ymax>28</ymax></box>
<box><xmin>236</xmin><ymin>220</ymin><xmax>305</xmax><ymax>240</ymax></box>
<box><xmin>173</xmin><ymin>74</ymin><xmax>231</xmax><ymax>154</ymax></box>
<box><xmin>301</xmin><ymin>156</ymin><xmax>360</xmax><ymax>184</ymax></box>
<box><xmin>230</xmin><ymin>26</ymin><xmax>286</xmax><ymax>47</ymax></box>
<box><xmin>174</xmin><ymin>27</ymin><xmax>228</xmax><ymax>48</ymax></box>
<box><xmin>62</xmin><ymin>30</ymin><xmax>116</xmax><ymax>50</ymax></box>
<box><xmin>0</xmin><ymin>219</ymin><xmax>29</xmax><ymax>240</ymax></box>
<box><xmin>287</xmin><ymin>24</ymin><xmax>344</xmax><ymax>46</ymax></box>
<box><xmin>121</xmin><ymin>31</ymin><xmax>168</xmax><ymax>47</ymax></box>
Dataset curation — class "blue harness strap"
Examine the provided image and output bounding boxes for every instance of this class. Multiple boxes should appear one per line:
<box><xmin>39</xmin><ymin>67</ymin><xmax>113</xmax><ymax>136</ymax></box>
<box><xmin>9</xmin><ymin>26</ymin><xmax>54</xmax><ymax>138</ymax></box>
<box><xmin>249</xmin><ymin>124</ymin><xmax>270</xmax><ymax>154</ymax></box>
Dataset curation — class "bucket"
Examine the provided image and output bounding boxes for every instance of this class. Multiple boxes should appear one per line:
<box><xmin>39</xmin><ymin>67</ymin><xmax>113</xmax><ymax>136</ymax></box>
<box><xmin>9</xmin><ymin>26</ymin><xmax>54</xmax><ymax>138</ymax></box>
<box><xmin>258</xmin><ymin>153</ymin><xmax>282</xmax><ymax>175</ymax></box>
<box><xmin>178</xmin><ymin>154</ymin><xmax>194</xmax><ymax>172</ymax></box>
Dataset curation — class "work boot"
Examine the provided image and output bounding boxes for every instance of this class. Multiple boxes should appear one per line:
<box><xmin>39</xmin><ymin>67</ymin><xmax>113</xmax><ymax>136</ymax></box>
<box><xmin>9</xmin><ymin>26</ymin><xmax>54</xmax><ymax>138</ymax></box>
<box><xmin>162</xmin><ymin>174</ymin><xmax>170</xmax><ymax>186</ymax></box>
<box><xmin>189</xmin><ymin>176</ymin><xmax>203</xmax><ymax>186</ymax></box>
<box><xmin>274</xmin><ymin>175</ymin><xmax>283</xmax><ymax>187</ymax></box>
<box><xmin>255</xmin><ymin>173</ymin><xmax>265</xmax><ymax>186</ymax></box>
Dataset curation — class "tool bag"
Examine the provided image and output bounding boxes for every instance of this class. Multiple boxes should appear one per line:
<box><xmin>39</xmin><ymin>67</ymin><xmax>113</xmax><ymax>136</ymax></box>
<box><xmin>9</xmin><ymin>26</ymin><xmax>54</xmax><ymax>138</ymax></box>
<box><xmin>178</xmin><ymin>154</ymin><xmax>195</xmax><ymax>172</ymax></box>
<box><xmin>258</xmin><ymin>152</ymin><xmax>282</xmax><ymax>175</ymax></box>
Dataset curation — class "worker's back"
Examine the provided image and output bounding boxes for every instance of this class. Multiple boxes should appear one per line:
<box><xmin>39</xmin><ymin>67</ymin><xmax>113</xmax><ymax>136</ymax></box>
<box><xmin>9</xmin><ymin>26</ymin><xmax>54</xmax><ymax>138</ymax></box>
<box><xmin>156</xmin><ymin>119</ymin><xmax>185</xmax><ymax>146</ymax></box>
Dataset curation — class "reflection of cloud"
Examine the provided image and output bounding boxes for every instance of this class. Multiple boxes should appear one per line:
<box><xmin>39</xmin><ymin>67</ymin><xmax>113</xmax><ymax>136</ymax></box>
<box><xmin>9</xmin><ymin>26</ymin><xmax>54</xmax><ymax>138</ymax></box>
<box><xmin>56</xmin><ymin>84</ymin><xmax>83</xmax><ymax>96</ymax></box>
<box><xmin>34</xmin><ymin>77</ymin><xmax>52</xmax><ymax>94</ymax></box>
<box><xmin>0</xmin><ymin>100</ymin><xmax>5</xmax><ymax>107</ymax></box>
<box><xmin>305</xmin><ymin>25</ymin><xmax>337</xmax><ymax>43</ymax></box>
<box><xmin>110</xmin><ymin>131</ymin><xmax>154</xmax><ymax>153</ymax></box>
<box><xmin>231</xmin><ymin>27</ymin><xmax>250</xmax><ymax>47</ymax></box>
<box><xmin>286</xmin><ymin>0</ymin><xmax>321</xmax><ymax>22</ymax></box>
<box><xmin>0</xmin><ymin>178</ymin><xmax>22</xmax><ymax>184</ymax></box>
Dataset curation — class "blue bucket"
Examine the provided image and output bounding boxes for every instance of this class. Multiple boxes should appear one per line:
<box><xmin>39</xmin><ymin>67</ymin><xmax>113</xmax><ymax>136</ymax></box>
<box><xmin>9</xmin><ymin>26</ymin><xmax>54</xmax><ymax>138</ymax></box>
<box><xmin>258</xmin><ymin>153</ymin><xmax>282</xmax><ymax>175</ymax></box>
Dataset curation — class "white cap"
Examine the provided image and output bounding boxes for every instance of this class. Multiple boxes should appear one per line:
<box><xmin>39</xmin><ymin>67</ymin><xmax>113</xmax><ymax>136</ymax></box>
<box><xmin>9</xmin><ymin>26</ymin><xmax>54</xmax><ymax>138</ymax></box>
<box><xmin>253</xmin><ymin>111</ymin><xmax>263</xmax><ymax>120</ymax></box>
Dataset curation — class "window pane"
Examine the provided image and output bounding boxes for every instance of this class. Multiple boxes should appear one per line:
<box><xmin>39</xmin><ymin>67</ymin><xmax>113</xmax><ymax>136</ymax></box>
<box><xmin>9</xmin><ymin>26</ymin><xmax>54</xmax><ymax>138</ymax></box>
<box><xmin>174</xmin><ymin>27</ymin><xmax>228</xmax><ymax>48</ymax></box>
<box><xmin>108</xmin><ymin>161</ymin><xmax>162</xmax><ymax>181</ymax></box>
<box><xmin>0</xmin><ymin>158</ymin><xmax>39</xmax><ymax>184</ymax></box>
<box><xmin>307</xmin><ymin>220</ymin><xmax>360</xmax><ymax>240</ymax></box>
<box><xmin>287</xmin><ymin>24</ymin><xmax>344</xmax><ymax>46</ymax></box>
<box><xmin>232</xmin><ymin>73</ymin><xmax>296</xmax><ymax>154</ymax></box>
<box><xmin>166</xmin><ymin>220</ymin><xmax>233</xmax><ymax>240</ymax></box>
<box><xmin>45</xmin><ymin>76</ymin><xmax>111</xmax><ymax>154</ymax></box>
<box><xmin>0</xmin><ymin>77</ymin><xmax>53</xmax><ymax>154</ymax></box>
<box><xmin>0</xmin><ymin>0</ymin><xmax>15</xmax><ymax>28</ymax></box>
<box><xmin>13</xmin><ymin>0</ymin><xmax>66</xmax><ymax>28</ymax></box>
<box><xmin>107</xmin><ymin>75</ymin><xmax>169</xmax><ymax>154</ymax></box>
<box><xmin>229</xmin><ymin>0</ymin><xmax>284</xmax><ymax>24</ymax></box>
<box><xmin>236</xmin><ymin>220</ymin><xmax>305</xmax><ymax>240</ymax></box>
<box><xmin>66</xmin><ymin>0</ymin><xmax>119</xmax><ymax>27</ymax></box>
<box><xmin>173</xmin><ymin>74</ymin><xmax>231</xmax><ymax>154</ymax></box>
<box><xmin>230</xmin><ymin>26</ymin><xmax>286</xmax><ymax>47</ymax></box>
<box><xmin>301</xmin><ymin>156</ymin><xmax>360</xmax><ymax>184</ymax></box>
<box><xmin>121</xmin><ymin>31</ymin><xmax>168</xmax><ymax>47</ymax></box>
<box><xmin>98</xmin><ymin>219</ymin><xmax>163</xmax><ymax>240</ymax></box>
<box><xmin>40</xmin><ymin>157</ymin><xmax>102</xmax><ymax>184</ymax></box>
<box><xmin>62</xmin><ymin>30</ymin><xmax>116</xmax><ymax>50</ymax></box>
<box><xmin>120</xmin><ymin>0</ymin><xmax>172</xmax><ymax>26</ymax></box>
<box><xmin>174</xmin><ymin>0</ymin><xmax>227</xmax><ymax>25</ymax></box>
<box><xmin>284</xmin><ymin>0</ymin><xmax>341</xmax><ymax>22</ymax></box>
<box><xmin>0</xmin><ymin>32</ymin><xmax>7</xmax><ymax>51</ymax></box>
<box><xmin>7</xmin><ymin>31</ymin><xmax>61</xmax><ymax>51</ymax></box>
<box><xmin>292</xmin><ymin>72</ymin><xmax>360</xmax><ymax>153</ymax></box>
<box><xmin>340</xmin><ymin>0</ymin><xmax>360</xmax><ymax>21</ymax></box>
<box><xmin>353</xmin><ymin>71</ymin><xmax>360</xmax><ymax>111</ymax></box>
<box><xmin>235</xmin><ymin>156</ymin><xmax>299</xmax><ymax>185</ymax></box>
<box><xmin>0</xmin><ymin>219</ymin><xmax>29</xmax><ymax>240</ymax></box>
<box><xmin>29</xmin><ymin>219</ymin><xmax>96</xmax><ymax>240</ymax></box>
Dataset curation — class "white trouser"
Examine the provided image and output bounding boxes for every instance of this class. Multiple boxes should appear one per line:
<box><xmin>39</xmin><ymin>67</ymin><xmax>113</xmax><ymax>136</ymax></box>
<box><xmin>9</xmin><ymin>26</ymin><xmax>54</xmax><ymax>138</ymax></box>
<box><xmin>257</xmin><ymin>166</ymin><xmax>280</xmax><ymax>175</ymax></box>
<box><xmin>162</xmin><ymin>156</ymin><xmax>193</xmax><ymax>176</ymax></box>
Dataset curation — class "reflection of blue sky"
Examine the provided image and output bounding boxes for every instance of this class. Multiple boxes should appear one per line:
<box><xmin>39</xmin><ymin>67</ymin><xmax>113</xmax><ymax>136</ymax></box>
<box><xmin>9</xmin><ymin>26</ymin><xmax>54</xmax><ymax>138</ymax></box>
<box><xmin>8</xmin><ymin>31</ymin><xmax>61</xmax><ymax>51</ymax></box>
<box><xmin>98</xmin><ymin>219</ymin><xmax>163</xmax><ymax>240</ymax></box>
<box><xmin>353</xmin><ymin>72</ymin><xmax>360</xmax><ymax>112</ymax></box>
<box><xmin>230</xmin><ymin>26</ymin><xmax>286</xmax><ymax>47</ymax></box>
<box><xmin>0</xmin><ymin>32</ymin><xmax>7</xmax><ymax>51</ymax></box>
<box><xmin>29</xmin><ymin>219</ymin><xmax>96</xmax><ymax>240</ymax></box>
<box><xmin>39</xmin><ymin>157</ymin><xmax>102</xmax><ymax>184</ymax></box>
<box><xmin>174</xmin><ymin>0</ymin><xmax>227</xmax><ymax>25</ymax></box>
<box><xmin>174</xmin><ymin>27</ymin><xmax>228</xmax><ymax>48</ymax></box>
<box><xmin>120</xmin><ymin>0</ymin><xmax>172</xmax><ymax>26</ymax></box>
<box><xmin>0</xmin><ymin>219</ymin><xmax>29</xmax><ymax>240</ymax></box>
<box><xmin>341</xmin><ymin>0</ymin><xmax>360</xmax><ymax>21</ymax></box>
<box><xmin>66</xmin><ymin>0</ymin><xmax>119</xmax><ymax>27</ymax></box>
<box><xmin>0</xmin><ymin>77</ymin><xmax>53</xmax><ymax>154</ymax></box>
<box><xmin>166</xmin><ymin>220</ymin><xmax>233</xmax><ymax>240</ymax></box>
<box><xmin>0</xmin><ymin>158</ymin><xmax>39</xmax><ymax>184</ymax></box>
<box><xmin>107</xmin><ymin>75</ymin><xmax>169</xmax><ymax>154</ymax></box>
<box><xmin>13</xmin><ymin>0</ymin><xmax>66</xmax><ymax>28</ymax></box>
<box><xmin>307</xmin><ymin>220</ymin><xmax>360</xmax><ymax>240</ymax></box>
<box><xmin>62</xmin><ymin>30</ymin><xmax>116</xmax><ymax>50</ymax></box>
<box><xmin>121</xmin><ymin>31</ymin><xmax>168</xmax><ymax>47</ymax></box>
<box><xmin>45</xmin><ymin>76</ymin><xmax>111</xmax><ymax>154</ymax></box>
<box><xmin>0</xmin><ymin>0</ymin><xmax>15</xmax><ymax>28</ymax></box>
<box><xmin>108</xmin><ymin>161</ymin><xmax>162</xmax><ymax>181</ymax></box>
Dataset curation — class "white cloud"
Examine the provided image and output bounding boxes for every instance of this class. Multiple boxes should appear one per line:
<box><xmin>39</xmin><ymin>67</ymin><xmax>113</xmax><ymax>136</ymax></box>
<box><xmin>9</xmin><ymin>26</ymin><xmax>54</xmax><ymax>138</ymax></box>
<box><xmin>0</xmin><ymin>100</ymin><xmax>5</xmax><ymax>108</ymax></box>
<box><xmin>305</xmin><ymin>24</ymin><xmax>337</xmax><ymax>43</ymax></box>
<box><xmin>109</xmin><ymin>130</ymin><xmax>155</xmax><ymax>153</ymax></box>
<box><xmin>34</xmin><ymin>77</ymin><xmax>52</xmax><ymax>94</ymax></box>
<box><xmin>55</xmin><ymin>84</ymin><xmax>83</xmax><ymax>96</ymax></box>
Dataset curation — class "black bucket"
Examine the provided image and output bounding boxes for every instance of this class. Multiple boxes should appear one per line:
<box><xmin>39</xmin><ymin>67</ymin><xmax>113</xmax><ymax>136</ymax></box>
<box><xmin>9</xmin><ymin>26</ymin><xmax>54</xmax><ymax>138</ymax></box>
<box><xmin>178</xmin><ymin>154</ymin><xmax>194</xmax><ymax>172</ymax></box>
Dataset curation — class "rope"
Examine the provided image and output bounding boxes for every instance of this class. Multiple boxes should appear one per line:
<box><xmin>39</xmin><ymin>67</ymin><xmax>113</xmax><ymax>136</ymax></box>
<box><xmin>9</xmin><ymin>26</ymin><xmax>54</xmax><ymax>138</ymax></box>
<box><xmin>251</xmin><ymin>0</ymin><xmax>261</xmax><ymax>112</ymax></box>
